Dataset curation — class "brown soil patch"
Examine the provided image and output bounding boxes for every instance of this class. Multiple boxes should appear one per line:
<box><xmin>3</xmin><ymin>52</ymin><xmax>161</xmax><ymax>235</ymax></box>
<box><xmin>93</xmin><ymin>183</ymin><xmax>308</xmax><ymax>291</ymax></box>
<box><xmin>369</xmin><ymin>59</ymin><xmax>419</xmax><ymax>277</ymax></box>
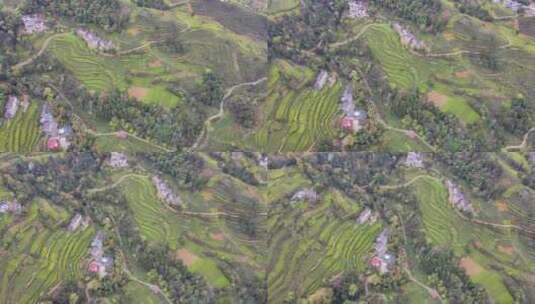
<box><xmin>127</xmin><ymin>27</ymin><xmax>141</xmax><ymax>36</ymax></box>
<box><xmin>498</xmin><ymin>245</ymin><xmax>515</xmax><ymax>255</ymax></box>
<box><xmin>211</xmin><ymin>232</ymin><xmax>225</xmax><ymax>241</ymax></box>
<box><xmin>148</xmin><ymin>60</ymin><xmax>162</xmax><ymax>68</ymax></box>
<box><xmin>308</xmin><ymin>288</ymin><xmax>333</xmax><ymax>304</ymax></box>
<box><xmin>427</xmin><ymin>91</ymin><xmax>448</xmax><ymax>107</ymax></box>
<box><xmin>496</xmin><ymin>200</ymin><xmax>509</xmax><ymax>212</ymax></box>
<box><xmin>443</xmin><ymin>32</ymin><xmax>456</xmax><ymax>41</ymax></box>
<box><xmin>176</xmin><ymin>248</ymin><xmax>199</xmax><ymax>266</ymax></box>
<box><xmin>201</xmin><ymin>190</ymin><xmax>215</xmax><ymax>201</ymax></box>
<box><xmin>127</xmin><ymin>87</ymin><xmax>149</xmax><ymax>100</ymax></box>
<box><xmin>459</xmin><ymin>257</ymin><xmax>484</xmax><ymax>276</ymax></box>
<box><xmin>455</xmin><ymin>70</ymin><xmax>472</xmax><ymax>79</ymax></box>
<box><xmin>200</xmin><ymin>167</ymin><xmax>214</xmax><ymax>178</ymax></box>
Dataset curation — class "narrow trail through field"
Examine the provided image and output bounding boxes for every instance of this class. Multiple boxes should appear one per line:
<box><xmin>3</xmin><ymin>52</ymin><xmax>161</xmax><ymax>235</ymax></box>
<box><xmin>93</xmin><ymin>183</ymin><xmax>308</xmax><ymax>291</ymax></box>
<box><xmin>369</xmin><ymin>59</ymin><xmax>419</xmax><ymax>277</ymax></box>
<box><xmin>11</xmin><ymin>33</ymin><xmax>68</xmax><ymax>72</ymax></box>
<box><xmin>397</xmin><ymin>214</ymin><xmax>444</xmax><ymax>302</ymax></box>
<box><xmin>99</xmin><ymin>40</ymin><xmax>163</xmax><ymax>57</ymax></box>
<box><xmin>355</xmin><ymin>67</ymin><xmax>437</xmax><ymax>152</ymax></box>
<box><xmin>189</xmin><ymin>77</ymin><xmax>267</xmax><ymax>151</ymax></box>
<box><xmin>503</xmin><ymin>126</ymin><xmax>535</xmax><ymax>151</ymax></box>
<box><xmin>402</xmin><ymin>249</ymin><xmax>444</xmax><ymax>302</ymax></box>
<box><xmin>85</xmin><ymin>129</ymin><xmax>174</xmax><ymax>152</ymax></box>
<box><xmin>377</xmin><ymin>175</ymin><xmax>440</xmax><ymax>191</ymax></box>
<box><xmin>328</xmin><ymin>23</ymin><xmax>375</xmax><ymax>49</ymax></box>
<box><xmin>48</xmin><ymin>83</ymin><xmax>174</xmax><ymax>152</ymax></box>
<box><xmin>111</xmin><ymin>222</ymin><xmax>173</xmax><ymax>304</ymax></box>
<box><xmin>87</xmin><ymin>173</ymin><xmax>147</xmax><ymax>194</ymax></box>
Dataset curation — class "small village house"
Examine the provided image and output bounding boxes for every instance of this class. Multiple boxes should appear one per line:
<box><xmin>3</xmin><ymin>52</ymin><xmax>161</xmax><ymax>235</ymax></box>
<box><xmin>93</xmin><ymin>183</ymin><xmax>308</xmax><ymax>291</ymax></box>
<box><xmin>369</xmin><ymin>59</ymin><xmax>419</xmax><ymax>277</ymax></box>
<box><xmin>339</xmin><ymin>85</ymin><xmax>368</xmax><ymax>133</ymax></box>
<box><xmin>108</xmin><ymin>152</ymin><xmax>129</xmax><ymax>168</ymax></box>
<box><xmin>88</xmin><ymin>231</ymin><xmax>113</xmax><ymax>278</ymax></box>
<box><xmin>21</xmin><ymin>15</ymin><xmax>47</xmax><ymax>34</ymax></box>
<box><xmin>393</xmin><ymin>23</ymin><xmax>428</xmax><ymax>52</ymax></box>
<box><xmin>47</xmin><ymin>137</ymin><xmax>61</xmax><ymax>151</ymax></box>
<box><xmin>446</xmin><ymin>180</ymin><xmax>474</xmax><ymax>214</ymax></box>
<box><xmin>314</xmin><ymin>70</ymin><xmax>329</xmax><ymax>90</ymax></box>
<box><xmin>291</xmin><ymin>188</ymin><xmax>318</xmax><ymax>203</ymax></box>
<box><xmin>68</xmin><ymin>213</ymin><xmax>83</xmax><ymax>231</ymax></box>
<box><xmin>76</xmin><ymin>29</ymin><xmax>115</xmax><ymax>51</ymax></box>
<box><xmin>153</xmin><ymin>176</ymin><xmax>182</xmax><ymax>206</ymax></box>
<box><xmin>405</xmin><ymin>152</ymin><xmax>424</xmax><ymax>168</ymax></box>
<box><xmin>348</xmin><ymin>0</ymin><xmax>368</xmax><ymax>19</ymax></box>
<box><xmin>370</xmin><ymin>229</ymin><xmax>395</xmax><ymax>274</ymax></box>
<box><xmin>4</xmin><ymin>96</ymin><xmax>19</xmax><ymax>119</ymax></box>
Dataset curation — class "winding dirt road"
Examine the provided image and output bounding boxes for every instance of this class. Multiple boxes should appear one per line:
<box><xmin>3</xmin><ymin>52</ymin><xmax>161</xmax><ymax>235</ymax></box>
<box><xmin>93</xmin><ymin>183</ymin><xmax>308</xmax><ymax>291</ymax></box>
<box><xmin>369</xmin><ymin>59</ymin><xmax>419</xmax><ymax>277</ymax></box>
<box><xmin>11</xmin><ymin>33</ymin><xmax>68</xmax><ymax>72</ymax></box>
<box><xmin>189</xmin><ymin>77</ymin><xmax>268</xmax><ymax>151</ymax></box>
<box><xmin>504</xmin><ymin>127</ymin><xmax>535</xmax><ymax>152</ymax></box>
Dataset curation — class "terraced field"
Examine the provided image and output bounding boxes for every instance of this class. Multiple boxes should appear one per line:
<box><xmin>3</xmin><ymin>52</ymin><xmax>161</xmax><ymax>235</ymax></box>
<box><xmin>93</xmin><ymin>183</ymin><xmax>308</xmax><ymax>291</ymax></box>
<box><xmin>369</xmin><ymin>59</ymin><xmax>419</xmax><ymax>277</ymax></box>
<box><xmin>364</xmin><ymin>24</ymin><xmax>433</xmax><ymax>90</ymax></box>
<box><xmin>0</xmin><ymin>202</ymin><xmax>94</xmax><ymax>304</ymax></box>
<box><xmin>267</xmin><ymin>189</ymin><xmax>381</xmax><ymax>302</ymax></box>
<box><xmin>411</xmin><ymin>177</ymin><xmax>472</xmax><ymax>250</ymax></box>
<box><xmin>411</xmin><ymin>177</ymin><xmax>517</xmax><ymax>303</ymax></box>
<box><xmin>48</xmin><ymin>34</ymin><xmax>131</xmax><ymax>92</ymax></box>
<box><xmin>0</xmin><ymin>102</ymin><xmax>41</xmax><ymax>152</ymax></box>
<box><xmin>120</xmin><ymin>173</ymin><xmax>257</xmax><ymax>289</ymax></box>
<box><xmin>255</xmin><ymin>82</ymin><xmax>342</xmax><ymax>152</ymax></box>
<box><xmin>120</xmin><ymin>175</ymin><xmax>179</xmax><ymax>244</ymax></box>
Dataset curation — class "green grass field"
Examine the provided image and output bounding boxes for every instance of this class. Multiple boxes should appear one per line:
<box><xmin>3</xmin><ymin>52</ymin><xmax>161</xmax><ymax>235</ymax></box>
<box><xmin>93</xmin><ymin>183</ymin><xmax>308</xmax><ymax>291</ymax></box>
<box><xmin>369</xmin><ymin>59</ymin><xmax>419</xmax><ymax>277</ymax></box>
<box><xmin>268</xmin><ymin>0</ymin><xmax>300</xmax><ymax>14</ymax></box>
<box><xmin>0</xmin><ymin>102</ymin><xmax>41</xmax><ymax>152</ymax></box>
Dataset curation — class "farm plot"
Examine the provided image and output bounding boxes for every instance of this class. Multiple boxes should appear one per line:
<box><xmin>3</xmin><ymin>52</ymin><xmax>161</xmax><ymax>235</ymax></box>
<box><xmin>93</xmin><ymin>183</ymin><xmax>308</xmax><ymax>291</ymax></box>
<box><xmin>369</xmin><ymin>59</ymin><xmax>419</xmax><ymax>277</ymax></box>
<box><xmin>120</xmin><ymin>175</ymin><xmax>180</xmax><ymax>244</ymax></box>
<box><xmin>254</xmin><ymin>83</ymin><xmax>342</xmax><ymax>152</ymax></box>
<box><xmin>120</xmin><ymin>174</ymin><xmax>255</xmax><ymax>289</ymax></box>
<box><xmin>364</xmin><ymin>24</ymin><xmax>436</xmax><ymax>91</ymax></box>
<box><xmin>267</xmin><ymin>190</ymin><xmax>381</xmax><ymax>302</ymax></box>
<box><xmin>0</xmin><ymin>202</ymin><xmax>94</xmax><ymax>304</ymax></box>
<box><xmin>48</xmin><ymin>34</ymin><xmax>130</xmax><ymax>92</ymax></box>
<box><xmin>0</xmin><ymin>102</ymin><xmax>41</xmax><ymax>152</ymax></box>
<box><xmin>411</xmin><ymin>177</ymin><xmax>519</xmax><ymax>303</ymax></box>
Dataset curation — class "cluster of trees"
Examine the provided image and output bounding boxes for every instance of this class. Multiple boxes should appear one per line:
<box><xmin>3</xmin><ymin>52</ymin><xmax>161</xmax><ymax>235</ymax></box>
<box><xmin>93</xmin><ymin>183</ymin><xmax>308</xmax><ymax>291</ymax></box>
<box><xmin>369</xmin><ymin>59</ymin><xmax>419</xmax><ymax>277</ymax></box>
<box><xmin>394</xmin><ymin>190</ymin><xmax>493</xmax><ymax>303</ymax></box>
<box><xmin>419</xmin><ymin>246</ymin><xmax>490</xmax><ymax>302</ymax></box>
<box><xmin>156</xmin><ymin>22</ymin><xmax>187</xmax><ymax>54</ymax></box>
<box><xmin>219</xmin><ymin>160</ymin><xmax>260</xmax><ymax>186</ymax></box>
<box><xmin>23</xmin><ymin>0</ymin><xmax>129</xmax><ymax>31</ymax></box>
<box><xmin>209</xmin><ymin>152</ymin><xmax>261</xmax><ymax>186</ymax></box>
<box><xmin>268</xmin><ymin>0</ymin><xmax>340</xmax><ymax>63</ymax></box>
<box><xmin>195</xmin><ymin>71</ymin><xmax>224</xmax><ymax>107</ymax></box>
<box><xmin>304</xmin><ymin>153</ymin><xmax>399</xmax><ymax>196</ymax></box>
<box><xmin>369</xmin><ymin>0</ymin><xmax>447</xmax><ymax>32</ymax></box>
<box><xmin>437</xmin><ymin>152</ymin><xmax>503</xmax><ymax>199</ymax></box>
<box><xmin>0</xmin><ymin>9</ymin><xmax>22</xmax><ymax>77</ymax></box>
<box><xmin>227</xmin><ymin>94</ymin><xmax>257</xmax><ymax>129</ymax></box>
<box><xmin>139</xmin><ymin>244</ymin><xmax>214</xmax><ymax>303</ymax></box>
<box><xmin>3</xmin><ymin>153</ymin><xmax>102</xmax><ymax>208</ymax></box>
<box><xmin>144</xmin><ymin>153</ymin><xmax>207</xmax><ymax>191</ymax></box>
<box><xmin>451</xmin><ymin>0</ymin><xmax>492</xmax><ymax>21</ymax></box>
<box><xmin>498</xmin><ymin>95</ymin><xmax>535</xmax><ymax>137</ymax></box>
<box><xmin>387</xmin><ymin>91</ymin><xmax>482</xmax><ymax>151</ymax></box>
<box><xmin>92</xmin><ymin>90</ymin><xmax>205</xmax><ymax>150</ymax></box>
<box><xmin>118</xmin><ymin>214</ymin><xmax>214</xmax><ymax>303</ymax></box>
<box><xmin>133</xmin><ymin>0</ymin><xmax>169</xmax><ymax>10</ymax></box>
